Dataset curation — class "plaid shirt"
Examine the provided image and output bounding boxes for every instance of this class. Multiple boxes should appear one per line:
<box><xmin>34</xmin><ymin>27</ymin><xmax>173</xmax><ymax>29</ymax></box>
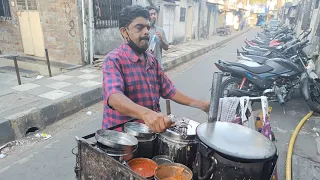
<box><xmin>102</xmin><ymin>44</ymin><xmax>177</xmax><ymax>129</ymax></box>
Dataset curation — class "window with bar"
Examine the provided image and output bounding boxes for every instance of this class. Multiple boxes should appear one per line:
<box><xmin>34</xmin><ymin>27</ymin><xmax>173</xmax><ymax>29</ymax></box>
<box><xmin>0</xmin><ymin>0</ymin><xmax>11</xmax><ymax>19</ymax></box>
<box><xmin>316</xmin><ymin>0</ymin><xmax>320</xmax><ymax>9</ymax></box>
<box><xmin>180</xmin><ymin>8</ymin><xmax>186</xmax><ymax>22</ymax></box>
<box><xmin>94</xmin><ymin>0</ymin><xmax>132</xmax><ymax>29</ymax></box>
<box><xmin>16</xmin><ymin>0</ymin><xmax>37</xmax><ymax>11</ymax></box>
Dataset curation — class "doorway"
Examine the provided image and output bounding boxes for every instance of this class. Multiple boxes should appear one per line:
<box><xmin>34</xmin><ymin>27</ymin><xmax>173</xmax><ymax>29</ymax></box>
<box><xmin>17</xmin><ymin>0</ymin><xmax>45</xmax><ymax>57</ymax></box>
<box><xmin>186</xmin><ymin>6</ymin><xmax>193</xmax><ymax>41</ymax></box>
<box><xmin>163</xmin><ymin>5</ymin><xmax>175</xmax><ymax>43</ymax></box>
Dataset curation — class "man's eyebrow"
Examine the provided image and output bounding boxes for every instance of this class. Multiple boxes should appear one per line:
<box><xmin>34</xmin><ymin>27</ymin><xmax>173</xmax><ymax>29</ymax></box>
<box><xmin>135</xmin><ymin>23</ymin><xmax>149</xmax><ymax>27</ymax></box>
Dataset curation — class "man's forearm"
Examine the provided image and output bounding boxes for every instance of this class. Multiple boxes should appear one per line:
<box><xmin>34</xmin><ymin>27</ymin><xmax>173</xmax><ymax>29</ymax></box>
<box><xmin>170</xmin><ymin>91</ymin><xmax>205</xmax><ymax>109</ymax></box>
<box><xmin>161</xmin><ymin>40</ymin><xmax>169</xmax><ymax>50</ymax></box>
<box><xmin>108</xmin><ymin>93</ymin><xmax>152</xmax><ymax>119</ymax></box>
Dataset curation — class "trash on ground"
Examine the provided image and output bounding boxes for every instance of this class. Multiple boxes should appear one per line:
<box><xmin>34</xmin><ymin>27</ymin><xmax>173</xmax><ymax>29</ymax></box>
<box><xmin>0</xmin><ymin>154</ymin><xmax>6</xmax><ymax>159</ymax></box>
<box><xmin>35</xmin><ymin>133</ymin><xmax>52</xmax><ymax>140</ymax></box>
<box><xmin>87</xmin><ymin>111</ymin><xmax>92</xmax><ymax>116</ymax></box>
<box><xmin>36</xmin><ymin>75</ymin><xmax>44</xmax><ymax>79</ymax></box>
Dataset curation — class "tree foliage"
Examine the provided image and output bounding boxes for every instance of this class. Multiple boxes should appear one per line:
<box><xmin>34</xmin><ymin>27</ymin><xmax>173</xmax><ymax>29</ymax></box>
<box><xmin>249</xmin><ymin>0</ymin><xmax>267</xmax><ymax>4</ymax></box>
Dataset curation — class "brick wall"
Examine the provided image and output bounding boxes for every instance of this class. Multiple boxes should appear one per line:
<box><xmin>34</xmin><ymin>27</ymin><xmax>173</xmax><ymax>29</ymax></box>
<box><xmin>0</xmin><ymin>2</ymin><xmax>23</xmax><ymax>55</ymax></box>
<box><xmin>38</xmin><ymin>0</ymin><xmax>82</xmax><ymax>65</ymax></box>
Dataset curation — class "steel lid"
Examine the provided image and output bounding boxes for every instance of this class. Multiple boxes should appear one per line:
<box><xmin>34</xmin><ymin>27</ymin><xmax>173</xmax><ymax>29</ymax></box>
<box><xmin>124</xmin><ymin>122</ymin><xmax>155</xmax><ymax>138</ymax></box>
<box><xmin>161</xmin><ymin>116</ymin><xmax>200</xmax><ymax>141</ymax></box>
<box><xmin>196</xmin><ymin>122</ymin><xmax>277</xmax><ymax>161</ymax></box>
<box><xmin>95</xmin><ymin>129</ymin><xmax>138</xmax><ymax>151</ymax></box>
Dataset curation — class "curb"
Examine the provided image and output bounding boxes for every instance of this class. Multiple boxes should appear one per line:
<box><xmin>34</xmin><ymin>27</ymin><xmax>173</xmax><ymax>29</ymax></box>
<box><xmin>0</xmin><ymin>87</ymin><xmax>103</xmax><ymax>146</ymax></box>
<box><xmin>0</xmin><ymin>28</ymin><xmax>252</xmax><ymax>146</ymax></box>
<box><xmin>163</xmin><ymin>28</ymin><xmax>252</xmax><ymax>71</ymax></box>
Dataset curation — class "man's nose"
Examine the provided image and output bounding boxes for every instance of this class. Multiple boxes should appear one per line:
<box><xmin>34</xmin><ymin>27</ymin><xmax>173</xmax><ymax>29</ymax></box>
<box><xmin>145</xmin><ymin>29</ymin><xmax>150</xmax><ymax>35</ymax></box>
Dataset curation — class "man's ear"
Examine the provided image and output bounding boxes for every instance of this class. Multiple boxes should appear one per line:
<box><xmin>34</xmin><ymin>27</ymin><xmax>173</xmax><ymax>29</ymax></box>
<box><xmin>120</xmin><ymin>27</ymin><xmax>128</xmax><ymax>40</ymax></box>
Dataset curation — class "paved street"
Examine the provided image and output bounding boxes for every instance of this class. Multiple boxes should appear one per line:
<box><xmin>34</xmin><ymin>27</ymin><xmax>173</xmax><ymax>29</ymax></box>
<box><xmin>0</xmin><ymin>28</ymin><xmax>319</xmax><ymax>179</ymax></box>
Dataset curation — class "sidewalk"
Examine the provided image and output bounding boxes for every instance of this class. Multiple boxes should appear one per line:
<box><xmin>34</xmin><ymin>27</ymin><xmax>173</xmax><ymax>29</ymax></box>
<box><xmin>0</xmin><ymin>27</ymin><xmax>252</xmax><ymax>146</ymax></box>
<box><xmin>291</xmin><ymin>115</ymin><xmax>320</xmax><ymax>179</ymax></box>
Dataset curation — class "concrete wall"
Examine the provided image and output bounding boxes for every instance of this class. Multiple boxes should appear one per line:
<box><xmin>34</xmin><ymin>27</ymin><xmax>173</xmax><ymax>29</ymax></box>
<box><xmin>198</xmin><ymin>0</ymin><xmax>209</xmax><ymax>38</ymax></box>
<box><xmin>38</xmin><ymin>0</ymin><xmax>82</xmax><ymax>64</ymax></box>
<box><xmin>0</xmin><ymin>1</ymin><xmax>23</xmax><ymax>55</ymax></box>
<box><xmin>94</xmin><ymin>28</ymin><xmax>124</xmax><ymax>55</ymax></box>
<box><xmin>173</xmin><ymin>1</ymin><xmax>187</xmax><ymax>44</ymax></box>
<box><xmin>287</xmin><ymin>0</ymin><xmax>320</xmax><ymax>76</ymax></box>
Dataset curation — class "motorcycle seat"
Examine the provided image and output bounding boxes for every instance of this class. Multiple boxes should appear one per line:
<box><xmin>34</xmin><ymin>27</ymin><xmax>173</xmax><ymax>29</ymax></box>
<box><xmin>242</xmin><ymin>46</ymin><xmax>269</xmax><ymax>52</ymax></box>
<box><xmin>239</xmin><ymin>53</ymin><xmax>269</xmax><ymax>64</ymax></box>
<box><xmin>219</xmin><ymin>60</ymin><xmax>274</xmax><ymax>74</ymax></box>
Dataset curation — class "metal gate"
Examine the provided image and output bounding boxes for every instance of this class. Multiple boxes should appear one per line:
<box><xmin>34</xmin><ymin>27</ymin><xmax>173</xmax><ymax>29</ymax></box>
<box><xmin>93</xmin><ymin>0</ymin><xmax>131</xmax><ymax>29</ymax></box>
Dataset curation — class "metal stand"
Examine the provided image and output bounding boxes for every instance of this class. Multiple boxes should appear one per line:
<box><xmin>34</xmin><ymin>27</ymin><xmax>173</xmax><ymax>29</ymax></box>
<box><xmin>0</xmin><ymin>54</ymin><xmax>21</xmax><ymax>85</ymax></box>
<box><xmin>45</xmin><ymin>49</ymin><xmax>52</xmax><ymax>77</ymax></box>
<box><xmin>166</xmin><ymin>99</ymin><xmax>171</xmax><ymax>115</ymax></box>
<box><xmin>208</xmin><ymin>72</ymin><xmax>223</xmax><ymax>122</ymax></box>
<box><xmin>13</xmin><ymin>56</ymin><xmax>21</xmax><ymax>85</ymax></box>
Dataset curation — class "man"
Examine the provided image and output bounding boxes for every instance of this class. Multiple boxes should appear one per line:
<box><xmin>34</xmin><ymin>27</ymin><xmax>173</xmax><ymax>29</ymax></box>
<box><xmin>146</xmin><ymin>6</ymin><xmax>168</xmax><ymax>69</ymax></box>
<box><xmin>102</xmin><ymin>5</ymin><xmax>210</xmax><ymax>133</ymax></box>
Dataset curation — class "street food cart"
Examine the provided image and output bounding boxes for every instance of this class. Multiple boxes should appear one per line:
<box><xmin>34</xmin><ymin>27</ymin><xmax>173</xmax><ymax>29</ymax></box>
<box><xmin>73</xmin><ymin>73</ymin><xmax>278</xmax><ymax>180</ymax></box>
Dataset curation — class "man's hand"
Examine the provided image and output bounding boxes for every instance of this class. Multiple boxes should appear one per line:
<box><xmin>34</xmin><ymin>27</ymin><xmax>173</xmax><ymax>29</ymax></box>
<box><xmin>200</xmin><ymin>101</ymin><xmax>210</xmax><ymax>114</ymax></box>
<box><xmin>156</xmin><ymin>32</ymin><xmax>163</xmax><ymax>42</ymax></box>
<box><xmin>142</xmin><ymin>111</ymin><xmax>172</xmax><ymax>132</ymax></box>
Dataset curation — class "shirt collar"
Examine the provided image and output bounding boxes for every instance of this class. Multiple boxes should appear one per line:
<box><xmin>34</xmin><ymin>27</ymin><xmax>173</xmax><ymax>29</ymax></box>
<box><xmin>122</xmin><ymin>44</ymin><xmax>155</xmax><ymax>65</ymax></box>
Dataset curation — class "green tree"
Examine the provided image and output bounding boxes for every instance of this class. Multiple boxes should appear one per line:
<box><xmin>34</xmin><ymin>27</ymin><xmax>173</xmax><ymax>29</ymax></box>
<box><xmin>249</xmin><ymin>0</ymin><xmax>267</xmax><ymax>4</ymax></box>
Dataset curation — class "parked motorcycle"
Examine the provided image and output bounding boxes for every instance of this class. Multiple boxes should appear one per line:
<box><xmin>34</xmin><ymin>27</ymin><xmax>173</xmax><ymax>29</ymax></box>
<box><xmin>238</xmin><ymin>29</ymin><xmax>312</xmax><ymax>63</ymax></box>
<box><xmin>215</xmin><ymin>34</ymin><xmax>320</xmax><ymax>113</ymax></box>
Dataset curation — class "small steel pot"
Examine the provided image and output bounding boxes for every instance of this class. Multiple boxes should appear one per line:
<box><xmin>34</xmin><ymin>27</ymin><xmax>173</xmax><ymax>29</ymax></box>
<box><xmin>127</xmin><ymin>158</ymin><xmax>158</xmax><ymax>179</ymax></box>
<box><xmin>152</xmin><ymin>155</ymin><xmax>174</xmax><ymax>165</ymax></box>
<box><xmin>95</xmin><ymin>129</ymin><xmax>138</xmax><ymax>151</ymax></box>
<box><xmin>154</xmin><ymin>163</ymin><xmax>193</xmax><ymax>180</ymax></box>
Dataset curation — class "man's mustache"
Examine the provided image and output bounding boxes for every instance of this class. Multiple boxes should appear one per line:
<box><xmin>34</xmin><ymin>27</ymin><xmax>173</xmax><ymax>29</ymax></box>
<box><xmin>140</xmin><ymin>36</ymin><xmax>150</xmax><ymax>41</ymax></box>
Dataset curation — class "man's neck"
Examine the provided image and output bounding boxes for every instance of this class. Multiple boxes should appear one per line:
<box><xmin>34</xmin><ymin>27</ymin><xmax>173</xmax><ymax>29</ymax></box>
<box><xmin>138</xmin><ymin>53</ymin><xmax>146</xmax><ymax>61</ymax></box>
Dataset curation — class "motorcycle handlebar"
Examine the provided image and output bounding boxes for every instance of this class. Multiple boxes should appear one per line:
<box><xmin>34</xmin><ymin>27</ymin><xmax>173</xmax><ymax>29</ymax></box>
<box><xmin>300</xmin><ymin>40</ymin><xmax>310</xmax><ymax>47</ymax></box>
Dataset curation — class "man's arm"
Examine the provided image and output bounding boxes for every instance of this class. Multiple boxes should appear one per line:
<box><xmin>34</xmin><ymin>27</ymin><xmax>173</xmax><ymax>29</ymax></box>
<box><xmin>170</xmin><ymin>91</ymin><xmax>210</xmax><ymax>113</ymax></box>
<box><xmin>158</xmin><ymin>65</ymin><xmax>209</xmax><ymax>113</ymax></box>
<box><xmin>108</xmin><ymin>93</ymin><xmax>151</xmax><ymax>119</ymax></box>
<box><xmin>159</xmin><ymin>29</ymin><xmax>169</xmax><ymax>50</ymax></box>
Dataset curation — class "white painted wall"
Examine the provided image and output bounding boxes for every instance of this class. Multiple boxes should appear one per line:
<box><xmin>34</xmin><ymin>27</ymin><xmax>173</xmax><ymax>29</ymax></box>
<box><xmin>173</xmin><ymin>1</ymin><xmax>187</xmax><ymax>43</ymax></box>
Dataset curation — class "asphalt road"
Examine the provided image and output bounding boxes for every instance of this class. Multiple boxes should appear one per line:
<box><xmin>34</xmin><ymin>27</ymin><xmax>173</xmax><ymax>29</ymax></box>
<box><xmin>0</xmin><ymin>28</ymin><xmax>319</xmax><ymax>180</ymax></box>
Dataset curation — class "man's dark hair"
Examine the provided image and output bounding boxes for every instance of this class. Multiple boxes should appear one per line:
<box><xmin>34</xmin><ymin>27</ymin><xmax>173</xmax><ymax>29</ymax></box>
<box><xmin>119</xmin><ymin>5</ymin><xmax>150</xmax><ymax>29</ymax></box>
<box><xmin>146</xmin><ymin>6</ymin><xmax>156</xmax><ymax>12</ymax></box>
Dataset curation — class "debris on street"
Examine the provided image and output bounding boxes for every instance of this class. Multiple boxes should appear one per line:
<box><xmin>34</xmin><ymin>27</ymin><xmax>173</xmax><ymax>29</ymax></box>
<box><xmin>35</xmin><ymin>133</ymin><xmax>52</xmax><ymax>140</ymax></box>
<box><xmin>0</xmin><ymin>153</ymin><xmax>6</xmax><ymax>159</ymax></box>
<box><xmin>86</xmin><ymin>111</ymin><xmax>92</xmax><ymax>116</ymax></box>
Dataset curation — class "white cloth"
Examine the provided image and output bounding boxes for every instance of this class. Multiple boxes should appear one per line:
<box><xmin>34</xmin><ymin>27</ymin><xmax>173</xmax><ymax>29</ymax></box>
<box><xmin>217</xmin><ymin>97</ymin><xmax>240</xmax><ymax>122</ymax></box>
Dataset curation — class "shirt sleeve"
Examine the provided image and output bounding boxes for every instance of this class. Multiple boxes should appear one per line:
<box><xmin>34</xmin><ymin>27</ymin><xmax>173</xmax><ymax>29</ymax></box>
<box><xmin>157</xmin><ymin>62</ymin><xmax>177</xmax><ymax>99</ymax></box>
<box><xmin>103</xmin><ymin>56</ymin><xmax>124</xmax><ymax>105</ymax></box>
<box><xmin>161</xmin><ymin>28</ymin><xmax>168</xmax><ymax>44</ymax></box>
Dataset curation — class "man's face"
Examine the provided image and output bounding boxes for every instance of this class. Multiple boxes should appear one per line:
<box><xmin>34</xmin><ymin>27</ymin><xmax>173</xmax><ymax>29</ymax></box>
<box><xmin>120</xmin><ymin>17</ymin><xmax>151</xmax><ymax>50</ymax></box>
<box><xmin>149</xmin><ymin>9</ymin><xmax>157</xmax><ymax>26</ymax></box>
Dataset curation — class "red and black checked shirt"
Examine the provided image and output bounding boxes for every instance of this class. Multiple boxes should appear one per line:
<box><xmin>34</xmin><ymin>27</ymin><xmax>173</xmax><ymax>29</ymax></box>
<box><xmin>102</xmin><ymin>44</ymin><xmax>177</xmax><ymax>129</ymax></box>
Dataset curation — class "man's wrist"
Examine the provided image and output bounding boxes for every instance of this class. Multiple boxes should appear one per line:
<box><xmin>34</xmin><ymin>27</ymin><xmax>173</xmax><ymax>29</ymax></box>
<box><xmin>137</xmin><ymin>107</ymin><xmax>152</xmax><ymax>120</ymax></box>
<box><xmin>193</xmin><ymin>100</ymin><xmax>207</xmax><ymax>110</ymax></box>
